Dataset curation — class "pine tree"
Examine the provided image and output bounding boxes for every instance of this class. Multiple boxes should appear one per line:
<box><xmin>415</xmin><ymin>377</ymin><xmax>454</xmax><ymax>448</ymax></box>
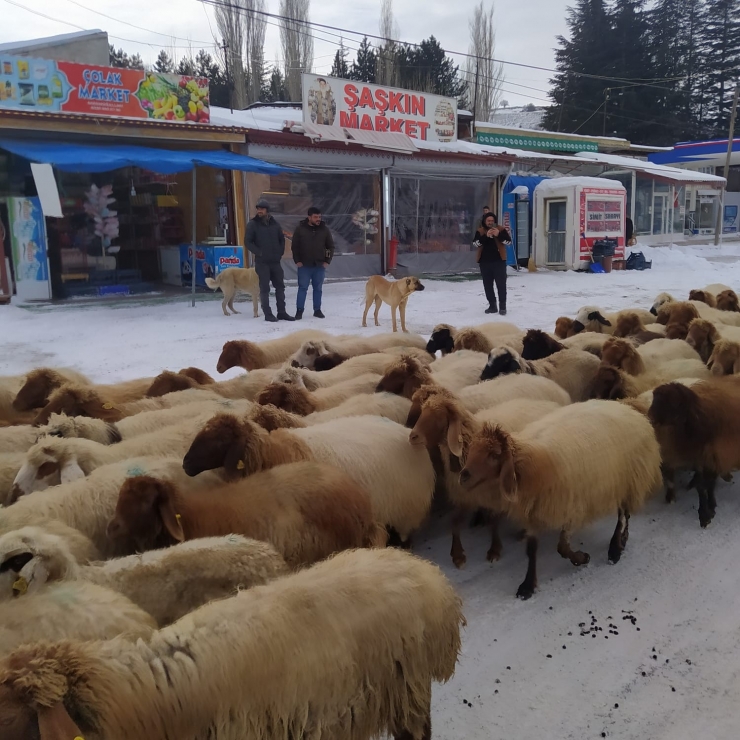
<box><xmin>349</xmin><ymin>37</ymin><xmax>376</xmax><ymax>83</ymax></box>
<box><xmin>154</xmin><ymin>50</ymin><xmax>175</xmax><ymax>74</ymax></box>
<box><xmin>177</xmin><ymin>57</ymin><xmax>198</xmax><ymax>77</ymax></box>
<box><xmin>330</xmin><ymin>40</ymin><xmax>350</xmax><ymax>79</ymax></box>
<box><xmin>193</xmin><ymin>50</ymin><xmax>230</xmax><ymax>108</ymax></box>
<box><xmin>263</xmin><ymin>66</ymin><xmax>289</xmax><ymax>102</ymax></box>
<box><xmin>398</xmin><ymin>37</ymin><xmax>466</xmax><ymax>98</ymax></box>
<box><xmin>109</xmin><ymin>44</ymin><xmax>131</xmax><ymax>68</ymax></box>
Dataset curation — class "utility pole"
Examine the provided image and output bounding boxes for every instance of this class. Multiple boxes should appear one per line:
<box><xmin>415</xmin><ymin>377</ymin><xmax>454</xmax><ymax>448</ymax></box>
<box><xmin>602</xmin><ymin>88</ymin><xmax>610</xmax><ymax>137</ymax></box>
<box><xmin>222</xmin><ymin>40</ymin><xmax>233</xmax><ymax>114</ymax></box>
<box><xmin>714</xmin><ymin>82</ymin><xmax>739</xmax><ymax>246</ymax></box>
<box><xmin>473</xmin><ymin>58</ymin><xmax>480</xmax><ymax>123</ymax></box>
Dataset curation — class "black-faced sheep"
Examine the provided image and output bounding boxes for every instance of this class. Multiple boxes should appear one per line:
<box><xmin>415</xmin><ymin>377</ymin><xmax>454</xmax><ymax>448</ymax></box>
<box><xmin>649</xmin><ymin>379</ymin><xmax>740</xmax><ymax>526</ymax></box>
<box><xmin>570</xmin><ymin>306</ymin><xmax>657</xmax><ymax>335</ymax></box>
<box><xmin>521</xmin><ymin>329</ymin><xmax>607</xmax><ymax>361</ymax></box>
<box><xmin>480</xmin><ymin>346</ymin><xmax>600</xmax><ymax>402</ymax></box>
<box><xmin>182</xmin><ymin>413</ymin><xmax>436</xmax><ymax>544</ymax></box>
<box><xmin>215</xmin><ymin>329</ymin><xmax>332</xmax><ymax>372</ymax></box>
<box><xmin>0</xmin><ymin>548</ymin><xmax>463</xmax><ymax>740</ymax></box>
<box><xmin>426</xmin><ymin>321</ymin><xmax>522</xmax><ymax>356</ymax></box>
<box><xmin>460</xmin><ymin>400</ymin><xmax>662</xmax><ymax>599</ymax></box>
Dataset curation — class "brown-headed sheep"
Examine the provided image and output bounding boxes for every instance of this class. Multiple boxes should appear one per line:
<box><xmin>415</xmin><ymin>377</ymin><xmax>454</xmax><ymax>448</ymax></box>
<box><xmin>452</xmin><ymin>327</ymin><xmax>524</xmax><ymax>355</ymax></box>
<box><xmin>256</xmin><ymin>373</ymin><xmax>381</xmax><ymax>415</ymax></box>
<box><xmin>685</xmin><ymin>318</ymin><xmax>740</xmax><ymax>363</ymax></box>
<box><xmin>146</xmin><ymin>367</ymin><xmax>278</xmax><ymax>401</ymax></box>
<box><xmin>707</xmin><ymin>339</ymin><xmax>740</xmax><ymax>376</ymax></box>
<box><xmin>375</xmin><ymin>353</ymin><xmax>487</xmax><ymax>397</ymax></box>
<box><xmin>480</xmin><ymin>346</ymin><xmax>600</xmax><ymax>402</ymax></box>
<box><xmin>589</xmin><ymin>359</ymin><xmax>710</xmax><ymax>400</ymax></box>
<box><xmin>183</xmin><ymin>414</ymin><xmax>436</xmax><ymax>543</ymax></box>
<box><xmin>716</xmin><ymin>289</ymin><xmax>740</xmax><ymax>312</ymax></box>
<box><xmin>459</xmin><ymin>400</ymin><xmax>662</xmax><ymax>598</ymax></box>
<box><xmin>688</xmin><ymin>289</ymin><xmax>717</xmax><ymax>307</ymax></box>
<box><xmin>108</xmin><ymin>463</ymin><xmax>384</xmax><ymax>569</ymax></box>
<box><xmin>554</xmin><ymin>316</ymin><xmax>575</xmax><ymax>339</ymax></box>
<box><xmin>649</xmin><ymin>379</ymin><xmax>740</xmax><ymax>526</ymax></box>
<box><xmin>611</xmin><ymin>311</ymin><xmax>665</xmax><ymax>344</ymax></box>
<box><xmin>289</xmin><ymin>333</ymin><xmax>427</xmax><ymax>369</ymax></box>
<box><xmin>215</xmin><ymin>329</ymin><xmax>332</xmax><ymax>372</ymax></box>
<box><xmin>655</xmin><ymin>300</ymin><xmax>701</xmax><ymax>340</ymax></box>
<box><xmin>600</xmin><ymin>337</ymin><xmax>700</xmax><ymax>375</ymax></box>
<box><xmin>426</xmin><ymin>321</ymin><xmax>522</xmax><ymax>356</ymax></box>
<box><xmin>0</xmin><ymin>547</ymin><xmax>463</xmax><ymax>740</ymax></box>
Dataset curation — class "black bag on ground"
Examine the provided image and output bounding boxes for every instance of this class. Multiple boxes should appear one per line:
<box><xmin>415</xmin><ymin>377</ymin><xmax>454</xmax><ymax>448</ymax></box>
<box><xmin>626</xmin><ymin>251</ymin><xmax>652</xmax><ymax>270</ymax></box>
<box><xmin>592</xmin><ymin>238</ymin><xmax>617</xmax><ymax>257</ymax></box>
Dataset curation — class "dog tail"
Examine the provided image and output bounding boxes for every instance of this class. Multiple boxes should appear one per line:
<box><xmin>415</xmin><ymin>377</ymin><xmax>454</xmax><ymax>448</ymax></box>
<box><xmin>205</xmin><ymin>276</ymin><xmax>220</xmax><ymax>291</ymax></box>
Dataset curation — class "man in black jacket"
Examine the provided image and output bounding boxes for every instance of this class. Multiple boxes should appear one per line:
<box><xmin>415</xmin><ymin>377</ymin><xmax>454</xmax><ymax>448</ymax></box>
<box><xmin>291</xmin><ymin>206</ymin><xmax>335</xmax><ymax>319</ymax></box>
<box><xmin>245</xmin><ymin>199</ymin><xmax>293</xmax><ymax>322</ymax></box>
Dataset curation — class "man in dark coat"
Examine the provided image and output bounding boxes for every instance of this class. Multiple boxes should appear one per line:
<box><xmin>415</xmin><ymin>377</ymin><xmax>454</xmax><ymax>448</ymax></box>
<box><xmin>291</xmin><ymin>206</ymin><xmax>335</xmax><ymax>319</ymax></box>
<box><xmin>473</xmin><ymin>212</ymin><xmax>511</xmax><ymax>315</ymax></box>
<box><xmin>245</xmin><ymin>199</ymin><xmax>293</xmax><ymax>322</ymax></box>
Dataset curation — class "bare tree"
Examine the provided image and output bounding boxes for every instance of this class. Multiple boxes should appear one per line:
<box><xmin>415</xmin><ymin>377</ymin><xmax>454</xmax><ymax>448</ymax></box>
<box><xmin>376</xmin><ymin>0</ymin><xmax>399</xmax><ymax>87</ymax></box>
<box><xmin>279</xmin><ymin>0</ymin><xmax>313</xmax><ymax>101</ymax></box>
<box><xmin>245</xmin><ymin>0</ymin><xmax>267</xmax><ymax>104</ymax></box>
<box><xmin>466</xmin><ymin>1</ymin><xmax>504</xmax><ymax>121</ymax></box>
<box><xmin>214</xmin><ymin>0</ymin><xmax>248</xmax><ymax>108</ymax></box>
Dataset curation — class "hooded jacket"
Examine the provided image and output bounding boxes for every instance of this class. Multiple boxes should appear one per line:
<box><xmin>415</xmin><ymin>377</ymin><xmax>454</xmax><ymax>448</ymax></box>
<box><xmin>245</xmin><ymin>214</ymin><xmax>285</xmax><ymax>263</ymax></box>
<box><xmin>291</xmin><ymin>218</ymin><xmax>335</xmax><ymax>267</ymax></box>
<box><xmin>474</xmin><ymin>215</ymin><xmax>510</xmax><ymax>263</ymax></box>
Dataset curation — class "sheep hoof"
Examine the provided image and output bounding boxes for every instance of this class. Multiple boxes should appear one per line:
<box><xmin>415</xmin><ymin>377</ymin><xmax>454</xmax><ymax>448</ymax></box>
<box><xmin>722</xmin><ymin>473</ymin><xmax>733</xmax><ymax>483</ymax></box>
<box><xmin>608</xmin><ymin>550</ymin><xmax>622</xmax><ymax>565</ymax></box>
<box><xmin>665</xmin><ymin>492</ymin><xmax>676</xmax><ymax>504</ymax></box>
<box><xmin>516</xmin><ymin>582</ymin><xmax>535</xmax><ymax>600</ymax></box>
<box><xmin>515</xmin><ymin>529</ymin><xmax>527</xmax><ymax>542</ymax></box>
<box><xmin>452</xmin><ymin>554</ymin><xmax>467</xmax><ymax>569</ymax></box>
<box><xmin>572</xmin><ymin>552</ymin><xmax>590</xmax><ymax>566</ymax></box>
<box><xmin>486</xmin><ymin>547</ymin><xmax>502</xmax><ymax>563</ymax></box>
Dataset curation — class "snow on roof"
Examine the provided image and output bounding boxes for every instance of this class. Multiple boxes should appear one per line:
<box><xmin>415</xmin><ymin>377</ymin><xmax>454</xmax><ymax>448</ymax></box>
<box><xmin>0</xmin><ymin>30</ymin><xmax>107</xmax><ymax>54</ymax></box>
<box><xmin>574</xmin><ymin>151</ymin><xmax>726</xmax><ymax>184</ymax></box>
<box><xmin>534</xmin><ymin>176</ymin><xmax>626</xmax><ymax>193</ymax></box>
<box><xmin>209</xmin><ymin>105</ymin><xmax>300</xmax><ymax>132</ymax></box>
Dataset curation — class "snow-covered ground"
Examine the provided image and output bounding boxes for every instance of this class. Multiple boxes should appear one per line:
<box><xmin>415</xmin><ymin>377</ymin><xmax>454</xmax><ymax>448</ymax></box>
<box><xmin>2</xmin><ymin>242</ymin><xmax>740</xmax><ymax>739</ymax></box>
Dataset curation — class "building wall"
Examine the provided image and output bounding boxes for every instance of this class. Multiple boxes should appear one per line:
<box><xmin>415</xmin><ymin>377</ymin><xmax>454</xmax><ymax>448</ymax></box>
<box><xmin>2</xmin><ymin>33</ymin><xmax>109</xmax><ymax>66</ymax></box>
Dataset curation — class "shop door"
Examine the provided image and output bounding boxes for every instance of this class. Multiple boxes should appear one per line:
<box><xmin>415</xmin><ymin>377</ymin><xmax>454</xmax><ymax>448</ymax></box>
<box><xmin>545</xmin><ymin>199</ymin><xmax>567</xmax><ymax>265</ymax></box>
<box><xmin>652</xmin><ymin>194</ymin><xmax>668</xmax><ymax>235</ymax></box>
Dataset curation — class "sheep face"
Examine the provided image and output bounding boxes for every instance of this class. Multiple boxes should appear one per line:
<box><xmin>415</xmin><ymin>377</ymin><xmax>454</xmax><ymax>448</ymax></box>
<box><xmin>589</xmin><ymin>366</ymin><xmax>628</xmax><ymax>401</ymax></box>
<box><xmin>554</xmin><ymin>317</ymin><xmax>574</xmax><ymax>339</ymax></box>
<box><xmin>183</xmin><ymin>414</ymin><xmax>257</xmax><ymax>479</ymax></box>
<box><xmin>648</xmin><ymin>383</ymin><xmax>712</xmax><ymax>446</ymax></box>
<box><xmin>716</xmin><ymin>289</ymin><xmax>740</xmax><ymax>312</ymax></box>
<box><xmin>375</xmin><ymin>356</ymin><xmax>425</xmax><ymax>397</ymax></box>
<box><xmin>146</xmin><ymin>371</ymin><xmax>196</xmax><ymax>397</ymax></box>
<box><xmin>313</xmin><ymin>353</ymin><xmax>346</xmax><ymax>371</ymax></box>
<box><xmin>612</xmin><ymin>312</ymin><xmax>643</xmax><ymax>338</ymax></box>
<box><xmin>256</xmin><ymin>383</ymin><xmax>315</xmax><ymax>416</ymax></box>
<box><xmin>408</xmin><ymin>397</ymin><xmax>464</xmax><ymax>459</ymax></box>
<box><xmin>665</xmin><ymin>322</ymin><xmax>690</xmax><ymax>341</ymax></box>
<box><xmin>689</xmin><ymin>289</ymin><xmax>716</xmax><ymax>308</ymax></box>
<box><xmin>217</xmin><ymin>340</ymin><xmax>262</xmax><ymax>373</ymax></box>
<box><xmin>650</xmin><ymin>292</ymin><xmax>675</xmax><ymax>315</ymax></box>
<box><xmin>108</xmin><ymin>476</ymin><xmax>184</xmax><ymax>551</ymax></box>
<box><xmin>460</xmin><ymin>424</ymin><xmax>516</xmax><ymax>501</ymax></box>
<box><xmin>426</xmin><ymin>325</ymin><xmax>455</xmax><ymax>356</ymax></box>
<box><xmin>178</xmin><ymin>367</ymin><xmax>215</xmax><ymax>385</ymax></box>
<box><xmin>480</xmin><ymin>347</ymin><xmax>525</xmax><ymax>382</ymax></box>
<box><xmin>33</xmin><ymin>387</ymin><xmax>123</xmax><ymax>426</ymax></box>
<box><xmin>656</xmin><ymin>301</ymin><xmax>698</xmax><ymax>327</ymax></box>
<box><xmin>601</xmin><ymin>338</ymin><xmax>643</xmax><ymax>375</ymax></box>
<box><xmin>685</xmin><ymin>319</ymin><xmax>718</xmax><ymax>362</ymax></box>
<box><xmin>707</xmin><ymin>340</ymin><xmax>740</xmax><ymax>376</ymax></box>
<box><xmin>12</xmin><ymin>369</ymin><xmax>63</xmax><ymax>412</ymax></box>
<box><xmin>10</xmin><ymin>443</ymin><xmax>85</xmax><ymax>503</ymax></box>
<box><xmin>289</xmin><ymin>340</ymin><xmax>330</xmax><ymax>370</ymax></box>
<box><xmin>573</xmin><ymin>307</ymin><xmax>611</xmax><ymax>334</ymax></box>
<box><xmin>521</xmin><ymin>330</ymin><xmax>564</xmax><ymax>361</ymax></box>
<box><xmin>273</xmin><ymin>366</ymin><xmax>307</xmax><ymax>388</ymax></box>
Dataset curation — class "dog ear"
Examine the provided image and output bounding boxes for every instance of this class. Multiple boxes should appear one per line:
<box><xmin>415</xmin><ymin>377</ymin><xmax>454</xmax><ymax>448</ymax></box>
<box><xmin>37</xmin><ymin>701</ymin><xmax>84</xmax><ymax>740</ymax></box>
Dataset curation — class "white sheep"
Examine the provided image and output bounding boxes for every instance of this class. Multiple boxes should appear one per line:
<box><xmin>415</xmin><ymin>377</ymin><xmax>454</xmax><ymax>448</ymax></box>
<box><xmin>426</xmin><ymin>321</ymin><xmax>523</xmax><ymax>355</ymax></box>
<box><xmin>216</xmin><ymin>329</ymin><xmax>334</xmax><ymax>371</ymax></box>
<box><xmin>0</xmin><ymin>529</ymin><xmax>288</xmax><ymax>625</ymax></box>
<box><xmin>481</xmin><ymin>346</ymin><xmax>601</xmax><ymax>402</ymax></box>
<box><xmin>460</xmin><ymin>400</ymin><xmax>662</xmax><ymax>598</ymax></box>
<box><xmin>0</xmin><ymin>424</ymin><xmax>41</xmax><ymax>453</ymax></box>
<box><xmin>12</xmin><ymin>412</ymin><xmax>217</xmax><ymax>500</ymax></box>
<box><xmin>600</xmin><ymin>336</ymin><xmax>701</xmax><ymax>376</ymax></box>
<box><xmin>183</xmin><ymin>414</ymin><xmax>436</xmax><ymax>543</ymax></box>
<box><xmin>0</xmin><ymin>456</ymin><xmax>223</xmax><ymax>557</ymax></box>
<box><xmin>0</xmin><ymin>451</ymin><xmax>59</xmax><ymax>507</ymax></box>
<box><xmin>572</xmin><ymin>306</ymin><xmax>656</xmax><ymax>334</ymax></box>
<box><xmin>0</xmin><ymin>548</ymin><xmax>463</xmax><ymax>740</ymax></box>
<box><xmin>289</xmin><ymin>333</ymin><xmax>427</xmax><ymax>369</ymax></box>
<box><xmin>3</xmin><ymin>367</ymin><xmax>90</xmax><ymax>422</ymax></box>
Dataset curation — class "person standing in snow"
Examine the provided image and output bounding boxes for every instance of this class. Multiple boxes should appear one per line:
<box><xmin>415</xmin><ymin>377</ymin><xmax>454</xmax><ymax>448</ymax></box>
<box><xmin>474</xmin><ymin>212</ymin><xmax>511</xmax><ymax>316</ymax></box>
<box><xmin>246</xmin><ymin>199</ymin><xmax>294</xmax><ymax>322</ymax></box>
<box><xmin>291</xmin><ymin>206</ymin><xmax>334</xmax><ymax>320</ymax></box>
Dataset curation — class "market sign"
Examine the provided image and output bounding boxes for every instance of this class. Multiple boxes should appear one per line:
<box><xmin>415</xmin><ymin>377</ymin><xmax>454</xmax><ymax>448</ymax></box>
<box><xmin>0</xmin><ymin>53</ymin><xmax>210</xmax><ymax>123</ymax></box>
<box><xmin>477</xmin><ymin>131</ymin><xmax>598</xmax><ymax>153</ymax></box>
<box><xmin>301</xmin><ymin>73</ymin><xmax>457</xmax><ymax>143</ymax></box>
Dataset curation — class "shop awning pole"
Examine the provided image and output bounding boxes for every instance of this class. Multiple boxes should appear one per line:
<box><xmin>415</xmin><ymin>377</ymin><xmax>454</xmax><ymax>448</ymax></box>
<box><xmin>191</xmin><ymin>167</ymin><xmax>197</xmax><ymax>308</ymax></box>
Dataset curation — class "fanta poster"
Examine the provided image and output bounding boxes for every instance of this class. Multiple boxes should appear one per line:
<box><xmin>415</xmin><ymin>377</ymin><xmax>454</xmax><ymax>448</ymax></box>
<box><xmin>0</xmin><ymin>54</ymin><xmax>210</xmax><ymax>123</ymax></box>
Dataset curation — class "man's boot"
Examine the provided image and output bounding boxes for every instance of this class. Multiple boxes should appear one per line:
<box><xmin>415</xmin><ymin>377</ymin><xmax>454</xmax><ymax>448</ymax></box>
<box><xmin>264</xmin><ymin>307</ymin><xmax>278</xmax><ymax>322</ymax></box>
<box><xmin>277</xmin><ymin>311</ymin><xmax>295</xmax><ymax>321</ymax></box>
<box><xmin>295</xmin><ymin>309</ymin><xmax>304</xmax><ymax>320</ymax></box>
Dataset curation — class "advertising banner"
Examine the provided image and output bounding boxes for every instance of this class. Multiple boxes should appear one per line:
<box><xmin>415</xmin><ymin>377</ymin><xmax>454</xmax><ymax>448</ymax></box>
<box><xmin>578</xmin><ymin>187</ymin><xmax>625</xmax><ymax>258</ymax></box>
<box><xmin>7</xmin><ymin>196</ymin><xmax>52</xmax><ymax>300</ymax></box>
<box><xmin>0</xmin><ymin>53</ymin><xmax>210</xmax><ymax>123</ymax></box>
<box><xmin>179</xmin><ymin>244</ymin><xmax>244</xmax><ymax>288</ymax></box>
<box><xmin>302</xmin><ymin>73</ymin><xmax>457</xmax><ymax>143</ymax></box>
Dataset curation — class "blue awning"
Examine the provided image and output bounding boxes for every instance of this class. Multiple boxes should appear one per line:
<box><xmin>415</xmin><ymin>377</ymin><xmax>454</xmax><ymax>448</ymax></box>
<box><xmin>0</xmin><ymin>138</ymin><xmax>295</xmax><ymax>174</ymax></box>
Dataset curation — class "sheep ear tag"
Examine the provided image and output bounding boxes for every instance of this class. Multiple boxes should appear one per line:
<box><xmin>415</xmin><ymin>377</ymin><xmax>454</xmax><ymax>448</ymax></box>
<box><xmin>102</xmin><ymin>403</ymin><xmax>114</xmax><ymax>410</ymax></box>
<box><xmin>237</xmin><ymin>460</ymin><xmax>245</xmax><ymax>470</ymax></box>
<box><xmin>12</xmin><ymin>576</ymin><xmax>28</xmax><ymax>596</ymax></box>
<box><xmin>37</xmin><ymin>700</ymin><xmax>85</xmax><ymax>740</ymax></box>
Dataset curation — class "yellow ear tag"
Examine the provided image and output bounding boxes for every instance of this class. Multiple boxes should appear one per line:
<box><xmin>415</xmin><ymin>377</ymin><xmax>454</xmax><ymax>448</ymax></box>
<box><xmin>102</xmin><ymin>403</ymin><xmax>114</xmax><ymax>410</ymax></box>
<box><xmin>236</xmin><ymin>460</ymin><xmax>245</xmax><ymax>470</ymax></box>
<box><xmin>12</xmin><ymin>576</ymin><xmax>28</xmax><ymax>595</ymax></box>
<box><xmin>175</xmin><ymin>513</ymin><xmax>182</xmax><ymax>522</ymax></box>
<box><xmin>74</xmin><ymin>736</ymin><xmax>85</xmax><ymax>740</ymax></box>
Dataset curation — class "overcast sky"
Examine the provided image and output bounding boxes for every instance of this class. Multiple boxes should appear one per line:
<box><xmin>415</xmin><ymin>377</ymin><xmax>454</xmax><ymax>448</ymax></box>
<box><xmin>0</xmin><ymin>0</ymin><xmax>571</xmax><ymax>107</ymax></box>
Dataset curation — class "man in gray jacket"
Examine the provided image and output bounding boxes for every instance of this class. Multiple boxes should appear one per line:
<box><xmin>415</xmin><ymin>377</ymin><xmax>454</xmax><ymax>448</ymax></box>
<box><xmin>245</xmin><ymin>199</ymin><xmax>294</xmax><ymax>322</ymax></box>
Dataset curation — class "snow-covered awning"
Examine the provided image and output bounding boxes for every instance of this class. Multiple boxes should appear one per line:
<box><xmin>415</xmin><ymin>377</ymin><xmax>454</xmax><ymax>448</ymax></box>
<box><xmin>295</xmin><ymin>122</ymin><xmax>419</xmax><ymax>154</ymax></box>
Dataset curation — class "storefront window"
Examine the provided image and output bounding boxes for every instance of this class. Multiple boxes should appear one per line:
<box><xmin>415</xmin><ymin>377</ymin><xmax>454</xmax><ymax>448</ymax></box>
<box><xmin>634</xmin><ymin>176</ymin><xmax>653</xmax><ymax>235</ymax></box>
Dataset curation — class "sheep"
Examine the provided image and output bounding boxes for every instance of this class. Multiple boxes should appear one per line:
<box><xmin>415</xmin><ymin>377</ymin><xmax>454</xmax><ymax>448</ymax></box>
<box><xmin>183</xmin><ymin>414</ymin><xmax>436</xmax><ymax>543</ymax></box>
<box><xmin>611</xmin><ymin>311</ymin><xmax>666</xmax><ymax>343</ymax></box>
<box><xmin>255</xmin><ymin>373</ymin><xmax>381</xmax><ymax>415</ymax></box>
<box><xmin>426</xmin><ymin>321</ymin><xmax>522</xmax><ymax>356</ymax></box>
<box><xmin>12</xmin><ymin>367</ymin><xmax>152</xmax><ymax>413</ymax></box>
<box><xmin>600</xmin><ymin>337</ymin><xmax>701</xmax><ymax>376</ymax></box>
<box><xmin>521</xmin><ymin>329</ymin><xmax>608</xmax><ymax>361</ymax></box>
<box><xmin>480</xmin><ymin>347</ymin><xmax>601</xmax><ymax>402</ymax></box>
<box><xmin>651</xmin><ymin>292</ymin><xmax>740</xmax><ymax>327</ymax></box>
<box><xmin>554</xmin><ymin>316</ymin><xmax>575</xmax><ymax>339</ymax></box>
<box><xmin>707</xmin><ymin>339</ymin><xmax>740</xmax><ymax>376</ymax></box>
<box><xmin>11</xmin><ymin>413</ymin><xmax>217</xmax><ymax>502</ymax></box>
<box><xmin>0</xmin><ymin>580</ymin><xmax>155</xmax><ymax>656</ymax></box>
<box><xmin>459</xmin><ymin>400</ymin><xmax>662</xmax><ymax>599</ymax></box>
<box><xmin>146</xmin><ymin>368</ymin><xmax>276</xmax><ymax>401</ymax></box>
<box><xmin>452</xmin><ymin>327</ymin><xmax>524</xmax><ymax>355</ymax></box>
<box><xmin>571</xmin><ymin>306</ymin><xmax>656</xmax><ymax>335</ymax></box>
<box><xmin>685</xmin><ymin>318</ymin><xmax>740</xmax><ymax>363</ymax></box>
<box><xmin>33</xmin><ymin>383</ymin><xmax>224</xmax><ymax>426</ymax></box>
<box><xmin>0</xmin><ymin>529</ymin><xmax>288</xmax><ymax>625</ymax></box>
<box><xmin>215</xmin><ymin>329</ymin><xmax>333</xmax><ymax>372</ymax></box>
<box><xmin>589</xmin><ymin>359</ymin><xmax>710</xmax><ymax>400</ymax></box>
<box><xmin>0</xmin><ymin>547</ymin><xmax>463</xmax><ymax>740</ymax></box>
<box><xmin>0</xmin><ymin>424</ymin><xmax>41</xmax><ymax>453</ymax></box>
<box><xmin>289</xmin><ymin>333</ymin><xmax>427</xmax><ymax>369</ymax></box>
<box><xmin>109</xmin><ymin>462</ymin><xmax>385</xmax><ymax>569</ymax></box>
<box><xmin>375</xmin><ymin>353</ymin><xmax>487</xmax><ymax>397</ymax></box>
<box><xmin>40</xmin><ymin>399</ymin><xmax>252</xmax><ymax>446</ymax></box>
<box><xmin>689</xmin><ymin>289</ymin><xmax>717</xmax><ymax>307</ymax></box>
<box><xmin>649</xmin><ymin>379</ymin><xmax>740</xmax><ymax>527</ymax></box>
<box><xmin>0</xmin><ymin>457</ymin><xmax>223</xmax><ymax>557</ymax></box>
<box><xmin>689</xmin><ymin>284</ymin><xmax>735</xmax><ymax>308</ymax></box>
<box><xmin>654</xmin><ymin>300</ymin><xmax>701</xmax><ymax>339</ymax></box>
<box><xmin>716</xmin><ymin>289</ymin><xmax>740</xmax><ymax>312</ymax></box>
<box><xmin>2</xmin><ymin>369</ymin><xmax>89</xmax><ymax>425</ymax></box>
<box><xmin>0</xmin><ymin>378</ymin><xmax>38</xmax><ymax>426</ymax></box>
<box><xmin>621</xmin><ymin>378</ymin><xmax>703</xmax><ymax>415</ymax></box>
<box><xmin>0</xmin><ymin>452</ymin><xmax>61</xmax><ymax>507</ymax></box>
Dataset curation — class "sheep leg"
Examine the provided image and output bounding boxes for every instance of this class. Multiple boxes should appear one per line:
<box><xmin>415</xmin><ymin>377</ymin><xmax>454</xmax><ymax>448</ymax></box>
<box><xmin>696</xmin><ymin>471</ymin><xmax>715</xmax><ymax>528</ymax></box>
<box><xmin>469</xmin><ymin>508</ymin><xmax>488</xmax><ymax>527</ymax></box>
<box><xmin>516</xmin><ymin>535</ymin><xmax>538</xmax><ymax>600</ymax></box>
<box><xmin>557</xmin><ymin>529</ymin><xmax>590</xmax><ymax>566</ymax></box>
<box><xmin>722</xmin><ymin>472</ymin><xmax>733</xmax><ymax>483</ymax></box>
<box><xmin>394</xmin><ymin>717</ymin><xmax>431</xmax><ymax>740</ymax></box>
<box><xmin>487</xmin><ymin>513</ymin><xmax>503</xmax><ymax>563</ymax></box>
<box><xmin>621</xmin><ymin>509</ymin><xmax>631</xmax><ymax>548</ymax></box>
<box><xmin>705</xmin><ymin>469</ymin><xmax>718</xmax><ymax>516</ymax></box>
<box><xmin>608</xmin><ymin>508</ymin><xmax>629</xmax><ymax>564</ymax></box>
<box><xmin>450</xmin><ymin>507</ymin><xmax>467</xmax><ymax>568</ymax></box>
<box><xmin>662</xmin><ymin>464</ymin><xmax>676</xmax><ymax>503</ymax></box>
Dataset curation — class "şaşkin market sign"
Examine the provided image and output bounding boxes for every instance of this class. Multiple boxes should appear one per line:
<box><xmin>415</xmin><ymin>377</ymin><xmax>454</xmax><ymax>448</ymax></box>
<box><xmin>301</xmin><ymin>73</ymin><xmax>458</xmax><ymax>143</ymax></box>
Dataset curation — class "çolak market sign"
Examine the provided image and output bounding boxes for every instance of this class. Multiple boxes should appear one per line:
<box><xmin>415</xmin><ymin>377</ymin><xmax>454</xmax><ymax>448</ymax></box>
<box><xmin>0</xmin><ymin>53</ymin><xmax>210</xmax><ymax>123</ymax></box>
<box><xmin>301</xmin><ymin>74</ymin><xmax>457</xmax><ymax>143</ymax></box>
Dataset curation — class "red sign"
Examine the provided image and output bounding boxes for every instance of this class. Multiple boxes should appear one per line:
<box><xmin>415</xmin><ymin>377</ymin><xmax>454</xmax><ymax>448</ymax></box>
<box><xmin>579</xmin><ymin>187</ymin><xmax>625</xmax><ymax>258</ymax></box>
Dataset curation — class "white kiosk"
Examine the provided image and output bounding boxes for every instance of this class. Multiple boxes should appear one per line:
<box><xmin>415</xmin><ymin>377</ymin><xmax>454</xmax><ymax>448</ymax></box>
<box><xmin>532</xmin><ymin>177</ymin><xmax>627</xmax><ymax>271</ymax></box>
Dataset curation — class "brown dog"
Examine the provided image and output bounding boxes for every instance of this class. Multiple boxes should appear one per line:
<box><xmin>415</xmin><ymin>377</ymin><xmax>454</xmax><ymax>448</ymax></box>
<box><xmin>362</xmin><ymin>276</ymin><xmax>425</xmax><ymax>333</ymax></box>
<box><xmin>205</xmin><ymin>267</ymin><xmax>260</xmax><ymax>318</ymax></box>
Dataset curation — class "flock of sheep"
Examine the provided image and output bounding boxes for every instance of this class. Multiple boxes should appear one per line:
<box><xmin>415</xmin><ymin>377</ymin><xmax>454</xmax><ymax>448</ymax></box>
<box><xmin>1</xmin><ymin>282</ymin><xmax>740</xmax><ymax>738</ymax></box>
